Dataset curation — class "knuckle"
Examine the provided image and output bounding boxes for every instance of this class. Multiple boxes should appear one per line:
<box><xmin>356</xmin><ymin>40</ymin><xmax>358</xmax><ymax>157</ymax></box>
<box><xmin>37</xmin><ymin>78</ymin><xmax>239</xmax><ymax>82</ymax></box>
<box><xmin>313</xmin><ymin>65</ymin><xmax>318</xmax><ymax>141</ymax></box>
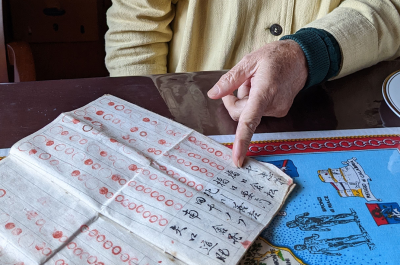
<box><xmin>241</xmin><ymin>117</ymin><xmax>261</xmax><ymax>133</ymax></box>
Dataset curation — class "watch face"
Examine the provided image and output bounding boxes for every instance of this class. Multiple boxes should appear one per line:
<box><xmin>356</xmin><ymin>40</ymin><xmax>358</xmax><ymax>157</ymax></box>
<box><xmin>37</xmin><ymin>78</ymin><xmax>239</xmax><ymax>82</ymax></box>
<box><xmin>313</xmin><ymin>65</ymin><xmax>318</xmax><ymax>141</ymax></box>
<box><xmin>383</xmin><ymin>70</ymin><xmax>400</xmax><ymax>118</ymax></box>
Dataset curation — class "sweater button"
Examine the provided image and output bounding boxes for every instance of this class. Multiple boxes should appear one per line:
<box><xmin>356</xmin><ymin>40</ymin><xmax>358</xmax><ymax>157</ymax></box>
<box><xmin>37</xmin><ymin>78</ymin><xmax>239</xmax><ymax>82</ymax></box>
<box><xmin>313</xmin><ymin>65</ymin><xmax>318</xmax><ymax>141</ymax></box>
<box><xmin>270</xmin><ymin>24</ymin><xmax>283</xmax><ymax>36</ymax></box>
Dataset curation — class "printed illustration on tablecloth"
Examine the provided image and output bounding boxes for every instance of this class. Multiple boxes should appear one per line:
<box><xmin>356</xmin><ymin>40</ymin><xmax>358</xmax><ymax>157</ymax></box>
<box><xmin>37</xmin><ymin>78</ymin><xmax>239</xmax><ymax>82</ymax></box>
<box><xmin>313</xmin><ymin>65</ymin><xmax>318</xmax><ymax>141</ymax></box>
<box><xmin>366</xmin><ymin>202</ymin><xmax>400</xmax><ymax>226</ymax></box>
<box><xmin>286</xmin><ymin>209</ymin><xmax>358</xmax><ymax>232</ymax></box>
<box><xmin>240</xmin><ymin>237</ymin><xmax>305</xmax><ymax>265</ymax></box>
<box><xmin>317</xmin><ymin>158</ymin><xmax>379</xmax><ymax>202</ymax></box>
<box><xmin>268</xmin><ymin>159</ymin><xmax>299</xmax><ymax>178</ymax></box>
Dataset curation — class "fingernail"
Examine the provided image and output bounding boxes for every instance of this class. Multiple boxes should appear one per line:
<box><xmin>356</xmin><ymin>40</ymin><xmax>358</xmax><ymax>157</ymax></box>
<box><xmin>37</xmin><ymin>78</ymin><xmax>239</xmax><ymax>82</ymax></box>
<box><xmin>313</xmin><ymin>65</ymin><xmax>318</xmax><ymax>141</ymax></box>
<box><xmin>237</xmin><ymin>156</ymin><xmax>244</xmax><ymax>168</ymax></box>
<box><xmin>207</xmin><ymin>86</ymin><xmax>219</xmax><ymax>98</ymax></box>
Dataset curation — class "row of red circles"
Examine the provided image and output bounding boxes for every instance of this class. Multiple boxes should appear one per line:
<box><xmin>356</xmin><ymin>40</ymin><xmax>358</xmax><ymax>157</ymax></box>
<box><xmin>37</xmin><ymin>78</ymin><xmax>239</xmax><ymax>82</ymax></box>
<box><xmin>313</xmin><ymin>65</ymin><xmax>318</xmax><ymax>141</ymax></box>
<box><xmin>128</xmin><ymin>180</ymin><xmax>184</xmax><ymax>209</ymax></box>
<box><xmin>129</xmin><ymin>166</ymin><xmax>196</xmax><ymax>197</ymax></box>
<box><xmin>0</xmin><ymin>215</ymin><xmax>53</xmax><ymax>257</ymax></box>
<box><xmin>153</xmin><ymin>163</ymin><xmax>203</xmax><ymax>193</ymax></box>
<box><xmin>188</xmin><ymin>136</ymin><xmax>231</xmax><ymax>161</ymax></box>
<box><xmin>72</xmin><ymin>225</ymin><xmax>137</xmax><ymax>264</ymax></box>
<box><xmin>187</xmin><ymin>152</ymin><xmax>225</xmax><ymax>170</ymax></box>
<box><xmin>165</xmin><ymin>154</ymin><xmax>215</xmax><ymax>178</ymax></box>
<box><xmin>113</xmin><ymin>194</ymin><xmax>168</xmax><ymax>227</ymax></box>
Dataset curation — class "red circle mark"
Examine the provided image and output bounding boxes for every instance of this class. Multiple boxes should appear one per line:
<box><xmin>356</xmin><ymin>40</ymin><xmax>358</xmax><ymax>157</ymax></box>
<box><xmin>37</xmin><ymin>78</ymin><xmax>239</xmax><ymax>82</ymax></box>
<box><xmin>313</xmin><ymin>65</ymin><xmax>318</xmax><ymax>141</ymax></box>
<box><xmin>187</xmin><ymin>181</ymin><xmax>195</xmax><ymax>187</ymax></box>
<box><xmin>0</xmin><ymin>189</ymin><xmax>6</xmax><ymax>197</ymax></box>
<box><xmin>115</xmin><ymin>195</ymin><xmax>125</xmax><ymax>202</ymax></box>
<box><xmin>150</xmin><ymin>191</ymin><xmax>159</xmax><ymax>197</ymax></box>
<box><xmin>119</xmin><ymin>179</ymin><xmax>127</xmax><ymax>185</ymax></box>
<box><xmin>215</xmin><ymin>151</ymin><xmax>223</xmax><ymax>156</ymax></box>
<box><xmin>178</xmin><ymin>177</ymin><xmax>186</xmax><ymax>183</ymax></box>
<box><xmin>5</xmin><ymin>223</ymin><xmax>15</xmax><ymax>229</ymax></box>
<box><xmin>130</xmin><ymin>127</ymin><xmax>138</xmax><ymax>132</ymax></box>
<box><xmin>154</xmin><ymin>150</ymin><xmax>162</xmax><ymax>155</ymax></box>
<box><xmin>177</xmin><ymin>159</ymin><xmax>184</xmax><ymax>164</ymax></box>
<box><xmin>142</xmin><ymin>169</ymin><xmax>150</xmax><ymax>175</ymax></box>
<box><xmin>84</xmin><ymin>117</ymin><xmax>93</xmax><ymax>121</ymax></box>
<box><xmin>71</xmin><ymin>170</ymin><xmax>80</xmax><ymax>176</ymax></box>
<box><xmin>29</xmin><ymin>149</ymin><xmax>37</xmax><ymax>155</ymax></box>
<box><xmin>128</xmin><ymin>203</ymin><xmax>136</xmax><ymax>210</ymax></box>
<box><xmin>61</xmin><ymin>131</ymin><xmax>69</xmax><ymax>135</ymax></box>
<box><xmin>159</xmin><ymin>219</ymin><xmax>168</xmax><ymax>226</ymax></box>
<box><xmin>129</xmin><ymin>181</ymin><xmax>136</xmax><ymax>187</ymax></box>
<box><xmin>12</xmin><ymin>228</ymin><xmax>22</xmax><ymax>235</ymax></box>
<box><xmin>108</xmin><ymin>102</ymin><xmax>115</xmax><ymax>106</ymax></box>
<box><xmin>92</xmin><ymin>163</ymin><xmax>101</xmax><ymax>170</ymax></box>
<box><xmin>174</xmin><ymin>203</ymin><xmax>183</xmax><ymax>210</ymax></box>
<box><xmin>84</xmin><ymin>159</ymin><xmax>93</xmax><ymax>165</ymax></box>
<box><xmin>129</xmin><ymin>164</ymin><xmax>137</xmax><ymax>171</ymax></box>
<box><xmin>165</xmin><ymin>200</ymin><xmax>173</xmax><ymax>206</ymax></box>
<box><xmin>149</xmin><ymin>215</ymin><xmax>158</xmax><ymax>223</ymax></box>
<box><xmin>112</xmin><ymin>246</ymin><xmax>122</xmax><ymax>255</ymax></box>
<box><xmin>149</xmin><ymin>174</ymin><xmax>157</xmax><ymax>180</ymax></box>
<box><xmin>206</xmin><ymin>172</ymin><xmax>214</xmax><ymax>178</ymax></box>
<box><xmin>143</xmin><ymin>118</ymin><xmax>150</xmax><ymax>122</ymax></box>
<box><xmin>210</xmin><ymin>162</ymin><xmax>217</xmax><ymax>167</ymax></box>
<box><xmin>160</xmin><ymin>166</ymin><xmax>167</xmax><ymax>171</ymax></box>
<box><xmin>100</xmin><ymin>151</ymin><xmax>108</xmax><ymax>157</ymax></box>
<box><xmin>191</xmin><ymin>166</ymin><xmax>199</xmax><ymax>171</ymax></box>
<box><xmin>72</xmin><ymin>118</ymin><xmax>80</xmax><ymax>124</ymax></box>
<box><xmin>122</xmin><ymin>134</ymin><xmax>130</xmax><ymax>140</ymax></box>
<box><xmin>143</xmin><ymin>211</ymin><xmax>151</xmax><ymax>218</ymax></box>
<box><xmin>136</xmin><ymin>205</ymin><xmax>144</xmax><ymax>213</ymax></box>
<box><xmin>99</xmin><ymin>187</ymin><xmax>108</xmax><ymax>195</ymax></box>
<box><xmin>148</xmin><ymin>148</ymin><xmax>155</xmax><ymax>153</ymax></box>
<box><xmin>140</xmin><ymin>131</ymin><xmax>147</xmax><ymax>137</ymax></box>
<box><xmin>188</xmin><ymin>136</ymin><xmax>196</xmax><ymax>142</ymax></box>
<box><xmin>184</xmin><ymin>161</ymin><xmax>192</xmax><ymax>166</ymax></box>
<box><xmin>207</xmin><ymin>148</ymin><xmax>215</xmax><ymax>153</ymax></box>
<box><xmin>112</xmin><ymin>175</ymin><xmax>121</xmax><ymax>181</ymax></box>
<box><xmin>171</xmin><ymin>184</ymin><xmax>179</xmax><ymax>190</ymax></box>
<box><xmin>158</xmin><ymin>139</ymin><xmax>166</xmax><ymax>145</ymax></box>
<box><xmin>195</xmin><ymin>184</ymin><xmax>204</xmax><ymax>191</ymax></box>
<box><xmin>46</xmin><ymin>141</ymin><xmax>54</xmax><ymax>146</ymax></box>
<box><xmin>200</xmin><ymin>168</ymin><xmax>207</xmax><ymax>173</ymax></box>
<box><xmin>217</xmin><ymin>165</ymin><xmax>224</xmax><ymax>170</ymax></box>
<box><xmin>80</xmin><ymin>225</ymin><xmax>89</xmax><ymax>233</ymax></box>
<box><xmin>178</xmin><ymin>187</ymin><xmax>186</xmax><ymax>193</ymax></box>
<box><xmin>157</xmin><ymin>195</ymin><xmax>165</xmax><ymax>202</ymax></box>
<box><xmin>144</xmin><ymin>188</ymin><xmax>152</xmax><ymax>193</ymax></box>
<box><xmin>39</xmin><ymin>153</ymin><xmax>51</xmax><ymax>160</ymax></box>
<box><xmin>96</xmin><ymin>111</ymin><xmax>104</xmax><ymax>115</ymax></box>
<box><xmin>185</xmin><ymin>191</ymin><xmax>193</xmax><ymax>197</ymax></box>
<box><xmin>52</xmin><ymin>231</ymin><xmax>63</xmax><ymax>239</ymax></box>
<box><xmin>135</xmin><ymin>185</ymin><xmax>144</xmax><ymax>192</ymax></box>
<box><xmin>115</xmin><ymin>105</ymin><xmax>124</xmax><ymax>111</ymax></box>
<box><xmin>110</xmin><ymin>139</ymin><xmax>118</xmax><ymax>143</ymax></box>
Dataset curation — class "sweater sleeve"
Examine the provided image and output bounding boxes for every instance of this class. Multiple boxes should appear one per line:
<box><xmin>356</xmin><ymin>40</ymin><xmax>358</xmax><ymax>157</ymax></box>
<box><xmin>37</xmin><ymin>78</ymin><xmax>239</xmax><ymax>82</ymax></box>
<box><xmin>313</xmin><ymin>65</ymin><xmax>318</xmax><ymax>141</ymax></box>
<box><xmin>302</xmin><ymin>0</ymin><xmax>400</xmax><ymax>79</ymax></box>
<box><xmin>280</xmin><ymin>28</ymin><xmax>341</xmax><ymax>89</ymax></box>
<box><xmin>105</xmin><ymin>0</ymin><xmax>175</xmax><ymax>77</ymax></box>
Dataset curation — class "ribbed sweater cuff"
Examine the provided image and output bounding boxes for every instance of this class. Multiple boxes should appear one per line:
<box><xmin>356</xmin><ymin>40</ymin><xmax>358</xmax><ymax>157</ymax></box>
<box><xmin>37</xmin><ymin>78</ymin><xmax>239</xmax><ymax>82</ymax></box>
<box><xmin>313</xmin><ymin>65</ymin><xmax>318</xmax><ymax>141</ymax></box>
<box><xmin>280</xmin><ymin>28</ymin><xmax>341</xmax><ymax>89</ymax></box>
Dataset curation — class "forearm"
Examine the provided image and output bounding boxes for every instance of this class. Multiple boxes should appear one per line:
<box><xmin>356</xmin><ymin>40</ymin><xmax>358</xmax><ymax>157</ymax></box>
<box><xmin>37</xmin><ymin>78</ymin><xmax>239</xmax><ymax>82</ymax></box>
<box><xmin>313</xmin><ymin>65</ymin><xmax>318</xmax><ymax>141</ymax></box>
<box><xmin>105</xmin><ymin>0</ymin><xmax>175</xmax><ymax>77</ymax></box>
<box><xmin>302</xmin><ymin>0</ymin><xmax>400</xmax><ymax>78</ymax></box>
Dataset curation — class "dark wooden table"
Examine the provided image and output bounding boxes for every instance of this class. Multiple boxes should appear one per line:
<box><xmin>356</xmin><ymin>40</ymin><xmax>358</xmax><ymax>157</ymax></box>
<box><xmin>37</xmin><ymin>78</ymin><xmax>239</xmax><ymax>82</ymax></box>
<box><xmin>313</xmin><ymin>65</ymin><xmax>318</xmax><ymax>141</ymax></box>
<box><xmin>1</xmin><ymin>60</ymin><xmax>400</xmax><ymax>149</ymax></box>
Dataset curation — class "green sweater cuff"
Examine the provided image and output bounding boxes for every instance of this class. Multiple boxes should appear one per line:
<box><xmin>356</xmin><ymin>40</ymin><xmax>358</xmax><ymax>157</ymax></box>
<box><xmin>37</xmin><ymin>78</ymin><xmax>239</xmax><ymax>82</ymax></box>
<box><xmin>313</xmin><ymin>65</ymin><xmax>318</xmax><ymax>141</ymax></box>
<box><xmin>280</xmin><ymin>28</ymin><xmax>341</xmax><ymax>89</ymax></box>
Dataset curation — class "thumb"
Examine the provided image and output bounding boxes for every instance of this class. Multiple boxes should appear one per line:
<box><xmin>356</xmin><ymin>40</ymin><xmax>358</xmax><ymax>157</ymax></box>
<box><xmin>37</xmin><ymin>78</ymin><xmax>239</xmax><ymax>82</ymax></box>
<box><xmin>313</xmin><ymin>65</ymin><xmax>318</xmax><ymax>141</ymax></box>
<box><xmin>207</xmin><ymin>58</ymin><xmax>257</xmax><ymax>99</ymax></box>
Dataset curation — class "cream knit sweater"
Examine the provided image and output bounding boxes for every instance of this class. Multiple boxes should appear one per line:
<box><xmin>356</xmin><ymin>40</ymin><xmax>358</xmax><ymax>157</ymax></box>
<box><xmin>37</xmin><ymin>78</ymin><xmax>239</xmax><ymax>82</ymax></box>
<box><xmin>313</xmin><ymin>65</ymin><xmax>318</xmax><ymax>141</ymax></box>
<box><xmin>105</xmin><ymin>0</ymin><xmax>400</xmax><ymax>79</ymax></box>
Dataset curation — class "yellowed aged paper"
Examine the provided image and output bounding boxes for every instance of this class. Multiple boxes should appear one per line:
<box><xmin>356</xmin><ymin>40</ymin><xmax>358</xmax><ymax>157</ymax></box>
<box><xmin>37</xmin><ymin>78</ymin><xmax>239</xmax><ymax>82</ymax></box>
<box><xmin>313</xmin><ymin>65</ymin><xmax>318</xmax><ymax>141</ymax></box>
<box><xmin>0</xmin><ymin>95</ymin><xmax>294</xmax><ymax>264</ymax></box>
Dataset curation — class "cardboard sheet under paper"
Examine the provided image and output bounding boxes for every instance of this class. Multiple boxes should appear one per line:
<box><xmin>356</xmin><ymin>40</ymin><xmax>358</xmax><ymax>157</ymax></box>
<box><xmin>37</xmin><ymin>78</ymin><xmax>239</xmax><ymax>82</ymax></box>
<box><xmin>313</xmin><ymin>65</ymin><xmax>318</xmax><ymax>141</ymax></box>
<box><xmin>0</xmin><ymin>95</ymin><xmax>294</xmax><ymax>265</ymax></box>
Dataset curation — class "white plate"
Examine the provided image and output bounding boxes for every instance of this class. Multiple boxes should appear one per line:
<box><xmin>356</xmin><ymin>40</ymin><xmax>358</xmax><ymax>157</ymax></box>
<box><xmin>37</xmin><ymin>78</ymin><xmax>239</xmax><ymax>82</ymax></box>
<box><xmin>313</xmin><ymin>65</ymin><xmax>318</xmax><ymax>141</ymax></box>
<box><xmin>383</xmin><ymin>70</ymin><xmax>400</xmax><ymax>118</ymax></box>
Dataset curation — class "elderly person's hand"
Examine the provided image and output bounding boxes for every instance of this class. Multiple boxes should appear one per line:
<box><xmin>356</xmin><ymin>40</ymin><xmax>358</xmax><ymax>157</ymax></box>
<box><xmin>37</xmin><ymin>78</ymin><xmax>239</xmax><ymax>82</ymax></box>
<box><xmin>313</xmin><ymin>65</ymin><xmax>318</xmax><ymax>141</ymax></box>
<box><xmin>207</xmin><ymin>40</ymin><xmax>308</xmax><ymax>167</ymax></box>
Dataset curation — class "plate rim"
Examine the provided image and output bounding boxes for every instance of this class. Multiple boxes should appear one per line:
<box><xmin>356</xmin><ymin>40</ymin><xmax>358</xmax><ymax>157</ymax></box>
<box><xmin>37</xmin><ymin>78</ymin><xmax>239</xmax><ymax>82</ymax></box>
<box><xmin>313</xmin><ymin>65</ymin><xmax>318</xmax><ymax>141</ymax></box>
<box><xmin>382</xmin><ymin>70</ymin><xmax>400</xmax><ymax>118</ymax></box>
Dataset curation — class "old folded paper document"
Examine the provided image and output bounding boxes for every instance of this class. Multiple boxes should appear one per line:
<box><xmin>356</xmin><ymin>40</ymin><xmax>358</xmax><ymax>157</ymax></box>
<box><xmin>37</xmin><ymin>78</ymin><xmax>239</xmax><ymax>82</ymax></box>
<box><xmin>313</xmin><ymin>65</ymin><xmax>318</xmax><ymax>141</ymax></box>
<box><xmin>0</xmin><ymin>95</ymin><xmax>294</xmax><ymax>264</ymax></box>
